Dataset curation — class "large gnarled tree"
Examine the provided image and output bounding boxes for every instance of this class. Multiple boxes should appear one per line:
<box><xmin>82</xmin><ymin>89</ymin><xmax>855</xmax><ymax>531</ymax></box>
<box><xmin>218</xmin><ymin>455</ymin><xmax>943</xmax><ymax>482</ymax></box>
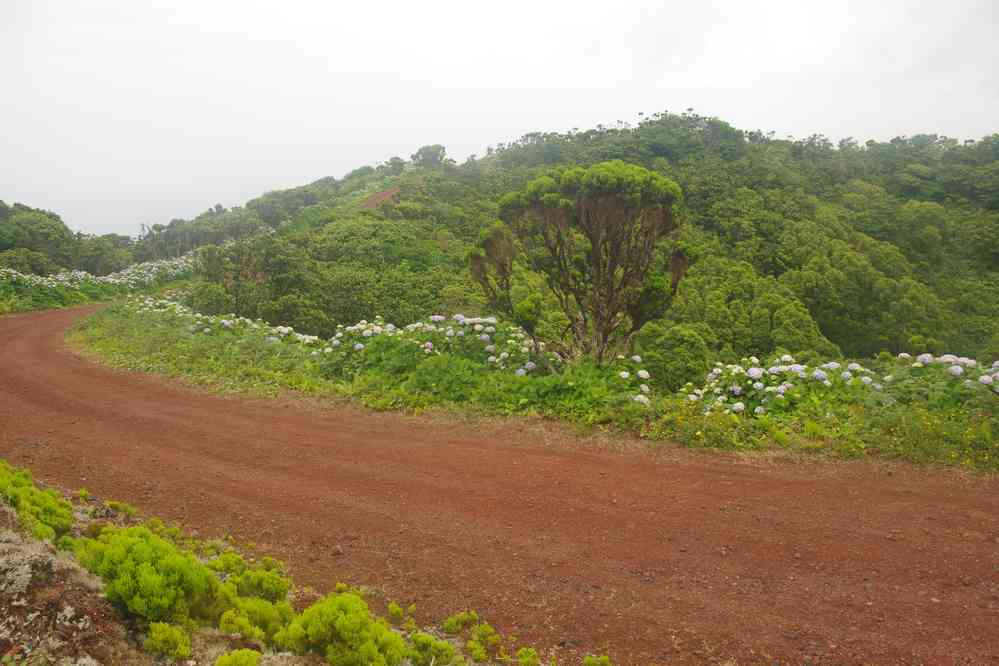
<box><xmin>490</xmin><ymin>160</ymin><xmax>684</xmax><ymax>362</ymax></box>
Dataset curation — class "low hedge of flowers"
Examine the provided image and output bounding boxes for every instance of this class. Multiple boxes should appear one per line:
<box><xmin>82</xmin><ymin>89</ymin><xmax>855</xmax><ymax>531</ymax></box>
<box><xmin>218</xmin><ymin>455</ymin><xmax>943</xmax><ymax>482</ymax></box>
<box><xmin>647</xmin><ymin>351</ymin><xmax>998</xmax><ymax>469</ymax></box>
<box><xmin>78</xmin><ymin>297</ymin><xmax>998</xmax><ymax>469</ymax></box>
<box><xmin>0</xmin><ymin>256</ymin><xmax>194</xmax><ymax>314</ymax></box>
<box><xmin>81</xmin><ymin>297</ymin><xmax>661</xmax><ymax>424</ymax></box>
<box><xmin>683</xmin><ymin>353</ymin><xmax>998</xmax><ymax>417</ymax></box>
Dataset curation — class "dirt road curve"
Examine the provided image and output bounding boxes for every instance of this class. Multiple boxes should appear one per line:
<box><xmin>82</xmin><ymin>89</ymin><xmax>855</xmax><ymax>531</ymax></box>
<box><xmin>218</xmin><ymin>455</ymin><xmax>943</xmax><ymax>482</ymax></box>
<box><xmin>2</xmin><ymin>307</ymin><xmax>998</xmax><ymax>664</ymax></box>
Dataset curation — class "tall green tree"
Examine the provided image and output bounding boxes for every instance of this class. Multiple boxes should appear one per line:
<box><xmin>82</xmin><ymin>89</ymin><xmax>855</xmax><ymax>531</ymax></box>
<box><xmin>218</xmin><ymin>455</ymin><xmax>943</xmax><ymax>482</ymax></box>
<box><xmin>496</xmin><ymin>160</ymin><xmax>683</xmax><ymax>362</ymax></box>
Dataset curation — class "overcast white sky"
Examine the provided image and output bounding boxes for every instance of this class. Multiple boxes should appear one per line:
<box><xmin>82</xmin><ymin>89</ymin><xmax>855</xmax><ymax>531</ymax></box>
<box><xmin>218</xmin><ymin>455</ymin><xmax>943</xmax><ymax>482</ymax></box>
<box><xmin>2</xmin><ymin>0</ymin><xmax>997</xmax><ymax>235</ymax></box>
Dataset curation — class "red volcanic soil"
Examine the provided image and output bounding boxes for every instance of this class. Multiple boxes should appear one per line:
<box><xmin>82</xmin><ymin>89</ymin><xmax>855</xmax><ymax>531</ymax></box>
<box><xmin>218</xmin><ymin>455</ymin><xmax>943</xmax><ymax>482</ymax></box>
<box><xmin>2</xmin><ymin>306</ymin><xmax>998</xmax><ymax>665</ymax></box>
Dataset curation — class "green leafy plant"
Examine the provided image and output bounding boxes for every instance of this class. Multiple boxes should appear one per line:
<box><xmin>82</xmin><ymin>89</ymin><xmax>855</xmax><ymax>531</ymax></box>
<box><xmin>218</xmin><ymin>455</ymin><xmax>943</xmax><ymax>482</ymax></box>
<box><xmin>516</xmin><ymin>646</ymin><xmax>541</xmax><ymax>666</ymax></box>
<box><xmin>409</xmin><ymin>631</ymin><xmax>459</xmax><ymax>666</ymax></box>
<box><xmin>144</xmin><ymin>623</ymin><xmax>191</xmax><ymax>660</ymax></box>
<box><xmin>214</xmin><ymin>650</ymin><xmax>262</xmax><ymax>666</ymax></box>
<box><xmin>0</xmin><ymin>460</ymin><xmax>74</xmax><ymax>541</ymax></box>
<box><xmin>73</xmin><ymin>526</ymin><xmax>219</xmax><ymax>623</ymax></box>
<box><xmin>274</xmin><ymin>592</ymin><xmax>407</xmax><ymax>666</ymax></box>
<box><xmin>441</xmin><ymin>610</ymin><xmax>479</xmax><ymax>635</ymax></box>
<box><xmin>582</xmin><ymin>656</ymin><xmax>614</xmax><ymax>666</ymax></box>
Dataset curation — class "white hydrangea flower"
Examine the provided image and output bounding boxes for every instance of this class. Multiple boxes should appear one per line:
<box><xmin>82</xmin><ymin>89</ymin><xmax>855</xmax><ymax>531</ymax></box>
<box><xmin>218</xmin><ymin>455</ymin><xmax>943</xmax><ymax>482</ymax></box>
<box><xmin>631</xmin><ymin>355</ymin><xmax>642</xmax><ymax>363</ymax></box>
<box><xmin>731</xmin><ymin>401</ymin><xmax>746</xmax><ymax>413</ymax></box>
<box><xmin>753</xmin><ymin>406</ymin><xmax>766</xmax><ymax>415</ymax></box>
<box><xmin>979</xmin><ymin>374</ymin><xmax>994</xmax><ymax>385</ymax></box>
<box><xmin>633</xmin><ymin>394</ymin><xmax>650</xmax><ymax>406</ymax></box>
<box><xmin>916</xmin><ymin>353</ymin><xmax>933</xmax><ymax>365</ymax></box>
<box><xmin>353</xmin><ymin>343</ymin><xmax>364</xmax><ymax>351</ymax></box>
<box><xmin>619</xmin><ymin>371</ymin><xmax>631</xmax><ymax>379</ymax></box>
<box><xmin>747</xmin><ymin>367</ymin><xmax>764</xmax><ymax>380</ymax></box>
<box><xmin>948</xmin><ymin>365</ymin><xmax>964</xmax><ymax>377</ymax></box>
<box><xmin>640</xmin><ymin>384</ymin><xmax>650</xmax><ymax>394</ymax></box>
<box><xmin>637</xmin><ymin>369</ymin><xmax>650</xmax><ymax>380</ymax></box>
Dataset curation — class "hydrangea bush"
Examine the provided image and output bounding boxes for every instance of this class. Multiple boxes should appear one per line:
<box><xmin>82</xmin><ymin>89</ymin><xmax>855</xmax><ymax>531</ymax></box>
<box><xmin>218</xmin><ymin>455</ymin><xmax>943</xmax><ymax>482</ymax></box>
<box><xmin>649</xmin><ymin>351</ymin><xmax>998</xmax><ymax>469</ymax></box>
<box><xmin>97</xmin><ymin>297</ymin><xmax>662</xmax><ymax>423</ymax></box>
<box><xmin>0</xmin><ymin>255</ymin><xmax>194</xmax><ymax>291</ymax></box>
<box><xmin>0</xmin><ymin>255</ymin><xmax>194</xmax><ymax>313</ymax></box>
<box><xmin>683</xmin><ymin>353</ymin><xmax>998</xmax><ymax>417</ymax></box>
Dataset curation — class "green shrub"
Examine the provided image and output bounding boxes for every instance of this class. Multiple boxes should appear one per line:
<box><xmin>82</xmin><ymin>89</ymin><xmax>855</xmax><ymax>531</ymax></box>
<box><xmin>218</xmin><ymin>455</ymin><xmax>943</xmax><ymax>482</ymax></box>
<box><xmin>441</xmin><ymin>610</ymin><xmax>479</xmax><ymax>635</ymax></box>
<box><xmin>144</xmin><ymin>623</ymin><xmax>191</xmax><ymax>660</ymax></box>
<box><xmin>387</xmin><ymin>601</ymin><xmax>404</xmax><ymax>626</ymax></box>
<box><xmin>516</xmin><ymin>646</ymin><xmax>540</xmax><ymax>666</ymax></box>
<box><xmin>403</xmin><ymin>355</ymin><xmax>483</xmax><ymax>403</ymax></box>
<box><xmin>409</xmin><ymin>631</ymin><xmax>458</xmax><ymax>666</ymax></box>
<box><xmin>466</xmin><ymin>639</ymin><xmax>488</xmax><ymax>663</ymax></box>
<box><xmin>230</xmin><ymin>566</ymin><xmax>291</xmax><ymax>603</ymax></box>
<box><xmin>467</xmin><ymin>623</ymin><xmax>501</xmax><ymax>662</ymax></box>
<box><xmin>0</xmin><ymin>460</ymin><xmax>74</xmax><ymax>541</ymax></box>
<box><xmin>214</xmin><ymin>650</ymin><xmax>262</xmax><ymax>666</ymax></box>
<box><xmin>74</xmin><ymin>526</ymin><xmax>219</xmax><ymax>623</ymax></box>
<box><xmin>218</xmin><ymin>593</ymin><xmax>294</xmax><ymax>644</ymax></box>
<box><xmin>274</xmin><ymin>592</ymin><xmax>407</xmax><ymax>666</ymax></box>
<box><xmin>633</xmin><ymin>322</ymin><xmax>710</xmax><ymax>391</ymax></box>
<box><xmin>189</xmin><ymin>280</ymin><xmax>232</xmax><ymax>315</ymax></box>
<box><xmin>105</xmin><ymin>499</ymin><xmax>138</xmax><ymax>517</ymax></box>
<box><xmin>208</xmin><ymin>550</ymin><xmax>248</xmax><ymax>576</ymax></box>
<box><xmin>582</xmin><ymin>656</ymin><xmax>613</xmax><ymax>666</ymax></box>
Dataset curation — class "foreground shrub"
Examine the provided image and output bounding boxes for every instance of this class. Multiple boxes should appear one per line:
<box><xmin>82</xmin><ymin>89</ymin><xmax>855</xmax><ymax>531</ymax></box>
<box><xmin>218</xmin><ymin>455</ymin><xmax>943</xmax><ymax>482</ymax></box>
<box><xmin>144</xmin><ymin>623</ymin><xmax>191</xmax><ymax>660</ymax></box>
<box><xmin>583</xmin><ymin>656</ymin><xmax>614</xmax><ymax>666</ymax></box>
<box><xmin>74</xmin><ymin>526</ymin><xmax>219</xmax><ymax>623</ymax></box>
<box><xmin>219</xmin><ymin>594</ymin><xmax>294</xmax><ymax>644</ymax></box>
<box><xmin>0</xmin><ymin>460</ymin><xmax>74</xmax><ymax>541</ymax></box>
<box><xmin>409</xmin><ymin>631</ymin><xmax>458</xmax><ymax>666</ymax></box>
<box><xmin>274</xmin><ymin>592</ymin><xmax>407</xmax><ymax>666</ymax></box>
<box><xmin>215</xmin><ymin>650</ymin><xmax>261</xmax><ymax>666</ymax></box>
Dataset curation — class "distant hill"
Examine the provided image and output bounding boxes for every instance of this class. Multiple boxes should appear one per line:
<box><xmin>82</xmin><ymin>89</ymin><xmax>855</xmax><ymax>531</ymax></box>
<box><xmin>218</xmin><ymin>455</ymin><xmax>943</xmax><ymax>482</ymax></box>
<box><xmin>11</xmin><ymin>111</ymin><xmax>999</xmax><ymax>358</ymax></box>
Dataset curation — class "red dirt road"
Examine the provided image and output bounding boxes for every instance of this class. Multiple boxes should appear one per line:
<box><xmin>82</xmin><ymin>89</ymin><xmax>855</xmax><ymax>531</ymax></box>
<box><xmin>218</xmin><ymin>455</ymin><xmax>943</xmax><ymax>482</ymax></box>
<box><xmin>2</xmin><ymin>307</ymin><xmax>998</xmax><ymax>665</ymax></box>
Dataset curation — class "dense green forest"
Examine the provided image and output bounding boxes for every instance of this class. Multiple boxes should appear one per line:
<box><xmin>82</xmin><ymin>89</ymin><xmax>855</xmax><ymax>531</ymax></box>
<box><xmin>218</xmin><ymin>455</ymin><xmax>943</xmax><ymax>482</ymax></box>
<box><xmin>5</xmin><ymin>111</ymin><xmax>999</xmax><ymax>360</ymax></box>
<box><xmin>140</xmin><ymin>111</ymin><xmax>999</xmax><ymax>363</ymax></box>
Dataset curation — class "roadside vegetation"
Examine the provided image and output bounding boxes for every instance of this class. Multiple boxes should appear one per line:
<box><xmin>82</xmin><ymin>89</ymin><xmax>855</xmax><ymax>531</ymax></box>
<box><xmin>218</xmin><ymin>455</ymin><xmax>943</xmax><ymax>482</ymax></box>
<box><xmin>0</xmin><ymin>255</ymin><xmax>193</xmax><ymax>314</ymax></box>
<box><xmin>1</xmin><ymin>459</ymin><xmax>612</xmax><ymax>665</ymax></box>
<box><xmin>74</xmin><ymin>296</ymin><xmax>998</xmax><ymax>470</ymax></box>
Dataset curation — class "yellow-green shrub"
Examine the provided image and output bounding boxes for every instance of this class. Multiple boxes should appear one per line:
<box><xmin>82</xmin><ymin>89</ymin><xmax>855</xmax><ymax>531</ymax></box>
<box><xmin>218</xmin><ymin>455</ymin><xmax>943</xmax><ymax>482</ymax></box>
<box><xmin>275</xmin><ymin>592</ymin><xmax>407</xmax><ymax>666</ymax></box>
<box><xmin>0</xmin><ymin>460</ymin><xmax>74</xmax><ymax>541</ymax></box>
<box><xmin>144</xmin><ymin>623</ymin><xmax>191</xmax><ymax>660</ymax></box>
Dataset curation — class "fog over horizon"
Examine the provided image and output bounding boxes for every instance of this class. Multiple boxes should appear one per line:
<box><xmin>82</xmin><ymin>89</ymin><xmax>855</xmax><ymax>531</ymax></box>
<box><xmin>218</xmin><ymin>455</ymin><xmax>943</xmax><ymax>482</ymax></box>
<box><xmin>3</xmin><ymin>0</ymin><xmax>997</xmax><ymax>236</ymax></box>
